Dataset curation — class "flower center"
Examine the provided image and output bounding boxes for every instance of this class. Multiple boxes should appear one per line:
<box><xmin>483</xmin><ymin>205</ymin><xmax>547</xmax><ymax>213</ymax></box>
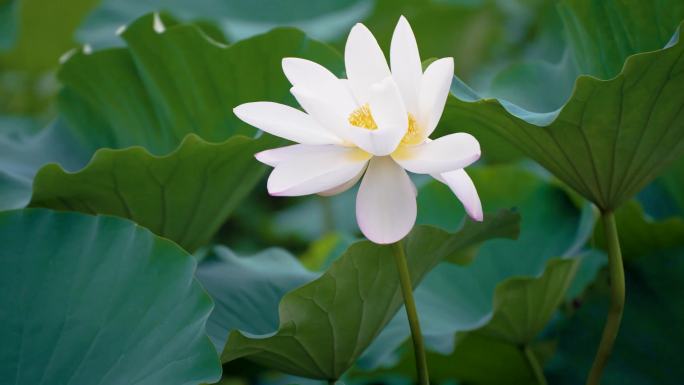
<box><xmin>348</xmin><ymin>103</ymin><xmax>378</xmax><ymax>130</ymax></box>
<box><xmin>347</xmin><ymin>105</ymin><xmax>423</xmax><ymax>146</ymax></box>
<box><xmin>402</xmin><ymin>113</ymin><xmax>420</xmax><ymax>145</ymax></box>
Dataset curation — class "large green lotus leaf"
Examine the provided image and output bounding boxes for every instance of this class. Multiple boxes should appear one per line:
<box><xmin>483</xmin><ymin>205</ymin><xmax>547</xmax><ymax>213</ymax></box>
<box><xmin>557</xmin><ymin>0</ymin><xmax>684</xmax><ymax>79</ymax></box>
<box><xmin>358</xmin><ymin>164</ymin><xmax>596</xmax><ymax>372</ymax></box>
<box><xmin>195</xmin><ymin>247</ymin><xmax>319</xmax><ymax>350</ymax></box>
<box><xmin>29</xmin><ymin>133</ymin><xmax>271</xmax><ymax>252</ymax></box>
<box><xmin>0</xmin><ymin>208</ymin><xmax>220</xmax><ymax>384</ymax></box>
<box><xmin>0</xmin><ymin>118</ymin><xmax>90</xmax><ymax>211</ymax></box>
<box><xmin>441</xmin><ymin>21</ymin><xmax>684</xmax><ymax>211</ymax></box>
<box><xmin>486</xmin><ymin>0</ymin><xmax>684</xmax><ymax>114</ymax></box>
<box><xmin>594</xmin><ymin>200</ymin><xmax>684</xmax><ymax>260</ymax></box>
<box><xmin>220</xmin><ymin>210</ymin><xmax>520</xmax><ymax>380</ymax></box>
<box><xmin>76</xmin><ymin>0</ymin><xmax>371</xmax><ymax>48</ymax></box>
<box><xmin>548</xmin><ymin>246</ymin><xmax>684</xmax><ymax>385</ymax></box>
<box><xmin>58</xmin><ymin>12</ymin><xmax>342</xmax><ymax>154</ymax></box>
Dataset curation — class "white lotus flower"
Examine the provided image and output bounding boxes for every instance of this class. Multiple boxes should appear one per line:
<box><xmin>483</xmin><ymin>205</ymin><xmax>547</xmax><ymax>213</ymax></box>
<box><xmin>234</xmin><ymin>16</ymin><xmax>482</xmax><ymax>244</ymax></box>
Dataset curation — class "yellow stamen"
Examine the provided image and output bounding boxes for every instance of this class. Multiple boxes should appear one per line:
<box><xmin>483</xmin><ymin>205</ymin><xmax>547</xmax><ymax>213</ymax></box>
<box><xmin>401</xmin><ymin>113</ymin><xmax>422</xmax><ymax>145</ymax></box>
<box><xmin>348</xmin><ymin>103</ymin><xmax>378</xmax><ymax>130</ymax></box>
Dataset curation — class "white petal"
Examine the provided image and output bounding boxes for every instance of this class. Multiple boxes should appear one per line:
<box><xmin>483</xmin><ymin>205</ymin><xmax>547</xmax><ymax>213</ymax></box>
<box><xmin>392</xmin><ymin>132</ymin><xmax>480</xmax><ymax>174</ymax></box>
<box><xmin>318</xmin><ymin>165</ymin><xmax>366</xmax><ymax>196</ymax></box>
<box><xmin>345</xmin><ymin>23</ymin><xmax>391</xmax><ymax>103</ymax></box>
<box><xmin>234</xmin><ymin>102</ymin><xmax>341</xmax><ymax>145</ymax></box>
<box><xmin>439</xmin><ymin>169</ymin><xmax>483</xmax><ymax>221</ymax></box>
<box><xmin>255</xmin><ymin>144</ymin><xmax>330</xmax><ymax>167</ymax></box>
<box><xmin>390</xmin><ymin>16</ymin><xmax>422</xmax><ymax>115</ymax></box>
<box><xmin>346</xmin><ymin>77</ymin><xmax>407</xmax><ymax>156</ymax></box>
<box><xmin>282</xmin><ymin>58</ymin><xmax>357</xmax><ymax>113</ymax></box>
<box><xmin>290</xmin><ymin>87</ymin><xmax>352</xmax><ymax>143</ymax></box>
<box><xmin>419</xmin><ymin>57</ymin><xmax>454</xmax><ymax>138</ymax></box>
<box><xmin>356</xmin><ymin>157</ymin><xmax>416</xmax><ymax>244</ymax></box>
<box><xmin>267</xmin><ymin>145</ymin><xmax>371</xmax><ymax>196</ymax></box>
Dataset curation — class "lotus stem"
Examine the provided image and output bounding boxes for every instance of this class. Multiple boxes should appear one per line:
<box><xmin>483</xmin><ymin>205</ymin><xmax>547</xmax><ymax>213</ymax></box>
<box><xmin>586</xmin><ymin>211</ymin><xmax>625</xmax><ymax>385</ymax></box>
<box><xmin>392</xmin><ymin>241</ymin><xmax>430</xmax><ymax>385</ymax></box>
<box><xmin>524</xmin><ymin>345</ymin><xmax>548</xmax><ymax>385</ymax></box>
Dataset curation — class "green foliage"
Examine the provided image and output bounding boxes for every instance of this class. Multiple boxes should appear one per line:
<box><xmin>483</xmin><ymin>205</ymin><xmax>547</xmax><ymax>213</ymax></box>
<box><xmin>357</xmin><ymin>165</ymin><xmax>598</xmax><ymax>382</ymax></box>
<box><xmin>196</xmin><ymin>247</ymin><xmax>319</xmax><ymax>349</ymax></box>
<box><xmin>549</xmin><ymin>247</ymin><xmax>684</xmax><ymax>385</ymax></box>
<box><xmin>29</xmin><ymin>134</ymin><xmax>272</xmax><ymax>252</ymax></box>
<box><xmin>59</xmin><ymin>13</ymin><xmax>342</xmax><ymax>154</ymax></box>
<box><xmin>2</xmin><ymin>2</ymin><xmax>684</xmax><ymax>385</ymax></box>
<box><xmin>221</xmin><ymin>210</ymin><xmax>520</xmax><ymax>380</ymax></box>
<box><xmin>443</xmin><ymin>21</ymin><xmax>684</xmax><ymax>210</ymax></box>
<box><xmin>0</xmin><ymin>208</ymin><xmax>221</xmax><ymax>384</ymax></box>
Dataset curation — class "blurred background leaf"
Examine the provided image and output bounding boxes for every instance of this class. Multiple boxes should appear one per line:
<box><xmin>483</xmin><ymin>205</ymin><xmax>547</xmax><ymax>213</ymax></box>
<box><xmin>0</xmin><ymin>208</ymin><xmax>221</xmax><ymax>384</ymax></box>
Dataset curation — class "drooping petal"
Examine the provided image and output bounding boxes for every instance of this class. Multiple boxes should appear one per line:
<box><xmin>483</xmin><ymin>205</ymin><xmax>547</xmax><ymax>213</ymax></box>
<box><xmin>419</xmin><ymin>57</ymin><xmax>454</xmax><ymax>138</ymax></box>
<box><xmin>439</xmin><ymin>168</ymin><xmax>483</xmax><ymax>221</ymax></box>
<box><xmin>390</xmin><ymin>15</ymin><xmax>422</xmax><ymax>115</ymax></box>
<box><xmin>318</xmin><ymin>165</ymin><xmax>366</xmax><ymax>196</ymax></box>
<box><xmin>392</xmin><ymin>133</ymin><xmax>480</xmax><ymax>174</ymax></box>
<box><xmin>345</xmin><ymin>23</ymin><xmax>391</xmax><ymax>103</ymax></box>
<box><xmin>255</xmin><ymin>144</ymin><xmax>331</xmax><ymax>167</ymax></box>
<box><xmin>234</xmin><ymin>102</ymin><xmax>341</xmax><ymax>144</ymax></box>
<box><xmin>267</xmin><ymin>145</ymin><xmax>371</xmax><ymax>196</ymax></box>
<box><xmin>356</xmin><ymin>156</ymin><xmax>416</xmax><ymax>244</ymax></box>
<box><xmin>282</xmin><ymin>58</ymin><xmax>357</xmax><ymax>113</ymax></box>
<box><xmin>346</xmin><ymin>77</ymin><xmax>408</xmax><ymax>156</ymax></box>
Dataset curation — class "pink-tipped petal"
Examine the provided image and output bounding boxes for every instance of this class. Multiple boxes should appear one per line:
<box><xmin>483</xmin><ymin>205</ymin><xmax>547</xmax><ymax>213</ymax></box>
<box><xmin>440</xmin><ymin>169</ymin><xmax>483</xmax><ymax>221</ymax></box>
<box><xmin>356</xmin><ymin>157</ymin><xmax>416</xmax><ymax>244</ymax></box>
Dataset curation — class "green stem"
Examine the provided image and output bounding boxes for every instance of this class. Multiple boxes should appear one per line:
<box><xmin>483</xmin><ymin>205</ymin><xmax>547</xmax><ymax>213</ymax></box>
<box><xmin>524</xmin><ymin>345</ymin><xmax>548</xmax><ymax>385</ymax></box>
<box><xmin>586</xmin><ymin>211</ymin><xmax>625</xmax><ymax>385</ymax></box>
<box><xmin>392</xmin><ymin>241</ymin><xmax>430</xmax><ymax>385</ymax></box>
<box><xmin>327</xmin><ymin>380</ymin><xmax>335</xmax><ymax>385</ymax></box>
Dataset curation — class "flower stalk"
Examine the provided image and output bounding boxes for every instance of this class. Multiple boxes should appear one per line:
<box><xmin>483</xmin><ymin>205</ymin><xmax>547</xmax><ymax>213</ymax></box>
<box><xmin>586</xmin><ymin>211</ymin><xmax>625</xmax><ymax>385</ymax></box>
<box><xmin>392</xmin><ymin>241</ymin><xmax>429</xmax><ymax>385</ymax></box>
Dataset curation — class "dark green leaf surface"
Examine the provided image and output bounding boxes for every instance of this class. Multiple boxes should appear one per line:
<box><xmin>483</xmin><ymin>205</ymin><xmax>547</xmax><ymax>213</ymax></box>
<box><xmin>443</xmin><ymin>21</ymin><xmax>684</xmax><ymax>210</ymax></box>
<box><xmin>0</xmin><ymin>208</ymin><xmax>220</xmax><ymax>384</ymax></box>
<box><xmin>558</xmin><ymin>0</ymin><xmax>684</xmax><ymax>79</ymax></box>
<box><xmin>196</xmin><ymin>247</ymin><xmax>319</xmax><ymax>350</ymax></box>
<box><xmin>0</xmin><ymin>118</ymin><xmax>90</xmax><ymax>211</ymax></box>
<box><xmin>220</xmin><ymin>210</ymin><xmax>520</xmax><ymax>380</ymax></box>
<box><xmin>30</xmin><ymin>134</ymin><xmax>271</xmax><ymax>252</ymax></box>
<box><xmin>59</xmin><ymin>13</ymin><xmax>342</xmax><ymax>154</ymax></box>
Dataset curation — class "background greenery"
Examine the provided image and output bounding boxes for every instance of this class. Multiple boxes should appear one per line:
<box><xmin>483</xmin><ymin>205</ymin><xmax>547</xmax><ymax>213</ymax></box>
<box><xmin>1</xmin><ymin>0</ymin><xmax>683</xmax><ymax>384</ymax></box>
